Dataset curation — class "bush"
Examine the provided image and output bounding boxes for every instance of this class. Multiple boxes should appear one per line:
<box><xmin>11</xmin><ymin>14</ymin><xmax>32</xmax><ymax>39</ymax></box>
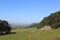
<box><xmin>51</xmin><ymin>23</ymin><xmax>60</xmax><ymax>29</ymax></box>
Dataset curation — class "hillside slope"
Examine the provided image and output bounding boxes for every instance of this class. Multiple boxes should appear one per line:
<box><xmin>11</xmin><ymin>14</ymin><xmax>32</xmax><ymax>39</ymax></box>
<box><xmin>37</xmin><ymin>11</ymin><xmax>60</xmax><ymax>29</ymax></box>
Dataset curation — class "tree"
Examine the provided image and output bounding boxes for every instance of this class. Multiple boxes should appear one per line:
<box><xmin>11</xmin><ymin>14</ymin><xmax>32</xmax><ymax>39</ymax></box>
<box><xmin>0</xmin><ymin>20</ymin><xmax>11</xmax><ymax>34</ymax></box>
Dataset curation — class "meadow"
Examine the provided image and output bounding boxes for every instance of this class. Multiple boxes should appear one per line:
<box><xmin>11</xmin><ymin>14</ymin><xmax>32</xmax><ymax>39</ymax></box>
<box><xmin>0</xmin><ymin>28</ymin><xmax>60</xmax><ymax>40</ymax></box>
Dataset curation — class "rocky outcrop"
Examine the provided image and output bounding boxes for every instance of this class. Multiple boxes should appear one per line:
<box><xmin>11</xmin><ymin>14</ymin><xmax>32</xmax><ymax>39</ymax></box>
<box><xmin>40</xmin><ymin>26</ymin><xmax>52</xmax><ymax>30</ymax></box>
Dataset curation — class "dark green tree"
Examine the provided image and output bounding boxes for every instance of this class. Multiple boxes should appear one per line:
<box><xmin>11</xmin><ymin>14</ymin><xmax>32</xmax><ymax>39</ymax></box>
<box><xmin>0</xmin><ymin>20</ymin><xmax>11</xmax><ymax>34</ymax></box>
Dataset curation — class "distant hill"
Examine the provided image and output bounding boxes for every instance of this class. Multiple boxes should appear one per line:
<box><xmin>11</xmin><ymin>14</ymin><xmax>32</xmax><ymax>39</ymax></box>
<box><xmin>11</xmin><ymin>24</ymin><xmax>30</xmax><ymax>28</ymax></box>
<box><xmin>10</xmin><ymin>23</ymin><xmax>38</xmax><ymax>28</ymax></box>
<box><xmin>26</xmin><ymin>23</ymin><xmax>38</xmax><ymax>28</ymax></box>
<box><xmin>37</xmin><ymin>11</ymin><xmax>60</xmax><ymax>29</ymax></box>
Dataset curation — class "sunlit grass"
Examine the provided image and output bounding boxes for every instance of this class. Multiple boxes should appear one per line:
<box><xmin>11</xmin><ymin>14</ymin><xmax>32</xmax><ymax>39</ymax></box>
<box><xmin>0</xmin><ymin>28</ymin><xmax>60</xmax><ymax>40</ymax></box>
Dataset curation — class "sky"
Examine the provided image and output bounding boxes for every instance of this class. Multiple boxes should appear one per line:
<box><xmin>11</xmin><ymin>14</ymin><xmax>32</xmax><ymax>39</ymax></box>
<box><xmin>0</xmin><ymin>0</ymin><xmax>60</xmax><ymax>24</ymax></box>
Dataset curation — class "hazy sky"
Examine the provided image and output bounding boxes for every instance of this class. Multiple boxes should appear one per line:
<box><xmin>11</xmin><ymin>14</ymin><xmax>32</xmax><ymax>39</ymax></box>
<box><xmin>0</xmin><ymin>0</ymin><xmax>60</xmax><ymax>24</ymax></box>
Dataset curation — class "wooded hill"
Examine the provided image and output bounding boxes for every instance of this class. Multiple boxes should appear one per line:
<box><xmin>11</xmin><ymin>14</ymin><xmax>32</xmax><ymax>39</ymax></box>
<box><xmin>37</xmin><ymin>11</ymin><xmax>60</xmax><ymax>29</ymax></box>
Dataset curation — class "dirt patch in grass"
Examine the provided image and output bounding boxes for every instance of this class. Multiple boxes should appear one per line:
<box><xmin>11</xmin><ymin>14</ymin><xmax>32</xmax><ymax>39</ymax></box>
<box><xmin>54</xmin><ymin>37</ymin><xmax>60</xmax><ymax>40</ymax></box>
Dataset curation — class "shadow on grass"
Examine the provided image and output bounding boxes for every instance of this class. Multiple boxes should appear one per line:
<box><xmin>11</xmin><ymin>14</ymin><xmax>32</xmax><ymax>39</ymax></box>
<box><xmin>0</xmin><ymin>32</ymin><xmax>16</xmax><ymax>36</ymax></box>
<box><xmin>9</xmin><ymin>32</ymin><xmax>16</xmax><ymax>34</ymax></box>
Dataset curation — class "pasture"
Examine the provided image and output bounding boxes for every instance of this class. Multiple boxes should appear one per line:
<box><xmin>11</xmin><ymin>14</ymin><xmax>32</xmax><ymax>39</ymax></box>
<box><xmin>0</xmin><ymin>28</ymin><xmax>60</xmax><ymax>40</ymax></box>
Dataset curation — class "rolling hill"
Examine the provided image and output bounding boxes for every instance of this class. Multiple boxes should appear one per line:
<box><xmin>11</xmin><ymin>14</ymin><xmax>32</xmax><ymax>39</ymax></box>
<box><xmin>37</xmin><ymin>11</ymin><xmax>60</xmax><ymax>29</ymax></box>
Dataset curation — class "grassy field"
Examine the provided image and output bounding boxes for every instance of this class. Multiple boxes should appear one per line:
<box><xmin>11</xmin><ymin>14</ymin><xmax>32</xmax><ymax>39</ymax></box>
<box><xmin>0</xmin><ymin>28</ymin><xmax>60</xmax><ymax>40</ymax></box>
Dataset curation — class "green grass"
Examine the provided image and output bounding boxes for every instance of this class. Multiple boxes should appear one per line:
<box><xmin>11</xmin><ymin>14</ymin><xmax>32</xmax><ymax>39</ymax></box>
<box><xmin>0</xmin><ymin>28</ymin><xmax>60</xmax><ymax>40</ymax></box>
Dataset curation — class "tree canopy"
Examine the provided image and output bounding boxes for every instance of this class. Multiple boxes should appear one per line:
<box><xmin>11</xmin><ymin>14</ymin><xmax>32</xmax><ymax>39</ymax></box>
<box><xmin>0</xmin><ymin>20</ymin><xmax>11</xmax><ymax>34</ymax></box>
